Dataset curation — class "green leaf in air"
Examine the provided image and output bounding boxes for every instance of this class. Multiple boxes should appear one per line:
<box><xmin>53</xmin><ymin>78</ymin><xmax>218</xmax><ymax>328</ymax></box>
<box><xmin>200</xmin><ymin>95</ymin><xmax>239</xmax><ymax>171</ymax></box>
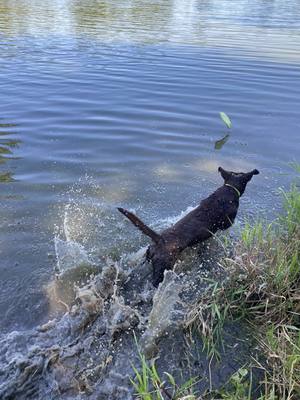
<box><xmin>220</xmin><ymin>112</ymin><xmax>232</xmax><ymax>129</ymax></box>
<box><xmin>214</xmin><ymin>134</ymin><xmax>230</xmax><ymax>150</ymax></box>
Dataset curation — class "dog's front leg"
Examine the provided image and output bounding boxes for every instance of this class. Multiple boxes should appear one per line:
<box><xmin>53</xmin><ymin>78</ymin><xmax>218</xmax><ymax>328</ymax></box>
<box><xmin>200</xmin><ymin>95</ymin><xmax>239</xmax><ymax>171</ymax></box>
<box><xmin>152</xmin><ymin>263</ymin><xmax>166</xmax><ymax>287</ymax></box>
<box><xmin>151</xmin><ymin>250</ymin><xmax>177</xmax><ymax>287</ymax></box>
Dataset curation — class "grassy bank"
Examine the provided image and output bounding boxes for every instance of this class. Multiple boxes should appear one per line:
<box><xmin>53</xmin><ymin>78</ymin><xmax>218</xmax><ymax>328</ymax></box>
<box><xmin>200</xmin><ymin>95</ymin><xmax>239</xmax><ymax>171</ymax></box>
<box><xmin>131</xmin><ymin>170</ymin><xmax>300</xmax><ymax>399</ymax></box>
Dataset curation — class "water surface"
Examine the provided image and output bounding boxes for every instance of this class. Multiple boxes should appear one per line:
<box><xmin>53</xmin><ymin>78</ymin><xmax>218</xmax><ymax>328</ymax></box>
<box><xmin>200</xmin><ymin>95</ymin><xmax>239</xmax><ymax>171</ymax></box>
<box><xmin>0</xmin><ymin>0</ymin><xmax>300</xmax><ymax>332</ymax></box>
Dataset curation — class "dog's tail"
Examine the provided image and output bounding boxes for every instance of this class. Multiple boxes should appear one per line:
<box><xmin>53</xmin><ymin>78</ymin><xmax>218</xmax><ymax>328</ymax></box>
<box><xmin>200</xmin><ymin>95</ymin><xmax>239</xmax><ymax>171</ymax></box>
<box><xmin>117</xmin><ymin>207</ymin><xmax>161</xmax><ymax>244</ymax></box>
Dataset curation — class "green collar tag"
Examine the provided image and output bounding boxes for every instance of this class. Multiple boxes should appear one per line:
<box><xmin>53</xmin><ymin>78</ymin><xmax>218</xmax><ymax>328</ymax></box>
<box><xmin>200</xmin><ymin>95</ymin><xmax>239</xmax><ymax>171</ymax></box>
<box><xmin>225</xmin><ymin>183</ymin><xmax>241</xmax><ymax>197</ymax></box>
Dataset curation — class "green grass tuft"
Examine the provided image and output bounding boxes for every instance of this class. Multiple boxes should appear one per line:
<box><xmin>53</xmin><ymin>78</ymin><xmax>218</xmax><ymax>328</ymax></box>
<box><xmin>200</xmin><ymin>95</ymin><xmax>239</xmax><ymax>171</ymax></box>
<box><xmin>186</xmin><ymin>165</ymin><xmax>300</xmax><ymax>399</ymax></box>
<box><xmin>131</xmin><ymin>336</ymin><xmax>198</xmax><ymax>399</ymax></box>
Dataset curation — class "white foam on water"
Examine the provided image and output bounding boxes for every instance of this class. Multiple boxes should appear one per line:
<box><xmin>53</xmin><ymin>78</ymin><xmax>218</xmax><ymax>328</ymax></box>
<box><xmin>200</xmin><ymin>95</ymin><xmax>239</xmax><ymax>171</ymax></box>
<box><xmin>54</xmin><ymin>236</ymin><xmax>91</xmax><ymax>274</ymax></box>
<box><xmin>0</xmin><ymin>198</ymin><xmax>233</xmax><ymax>399</ymax></box>
<box><xmin>152</xmin><ymin>205</ymin><xmax>196</xmax><ymax>231</ymax></box>
<box><xmin>2</xmin><ymin>173</ymin><xmax>239</xmax><ymax>397</ymax></box>
<box><xmin>122</xmin><ymin>246</ymin><xmax>148</xmax><ymax>266</ymax></box>
<box><xmin>54</xmin><ymin>205</ymin><xmax>92</xmax><ymax>273</ymax></box>
<box><xmin>140</xmin><ymin>270</ymin><xmax>185</xmax><ymax>357</ymax></box>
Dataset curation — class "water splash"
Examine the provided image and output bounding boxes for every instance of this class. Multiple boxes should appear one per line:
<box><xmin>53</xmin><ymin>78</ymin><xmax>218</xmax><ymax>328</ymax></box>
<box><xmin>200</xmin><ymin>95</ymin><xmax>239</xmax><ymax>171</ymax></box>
<box><xmin>152</xmin><ymin>205</ymin><xmax>196</xmax><ymax>231</ymax></box>
<box><xmin>0</xmin><ymin>184</ymin><xmax>249</xmax><ymax>399</ymax></box>
<box><xmin>54</xmin><ymin>236</ymin><xmax>91</xmax><ymax>274</ymax></box>
<box><xmin>140</xmin><ymin>270</ymin><xmax>185</xmax><ymax>358</ymax></box>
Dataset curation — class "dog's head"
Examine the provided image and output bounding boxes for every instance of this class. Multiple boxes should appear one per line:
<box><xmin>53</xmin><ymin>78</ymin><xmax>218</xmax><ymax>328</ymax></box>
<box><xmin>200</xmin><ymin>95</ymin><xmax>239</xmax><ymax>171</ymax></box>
<box><xmin>218</xmin><ymin>166</ymin><xmax>259</xmax><ymax>196</ymax></box>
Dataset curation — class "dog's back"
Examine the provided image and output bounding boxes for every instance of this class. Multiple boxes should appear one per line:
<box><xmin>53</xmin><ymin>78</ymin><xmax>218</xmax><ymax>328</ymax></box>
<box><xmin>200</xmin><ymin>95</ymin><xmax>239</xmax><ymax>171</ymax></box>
<box><xmin>162</xmin><ymin>186</ymin><xmax>239</xmax><ymax>250</ymax></box>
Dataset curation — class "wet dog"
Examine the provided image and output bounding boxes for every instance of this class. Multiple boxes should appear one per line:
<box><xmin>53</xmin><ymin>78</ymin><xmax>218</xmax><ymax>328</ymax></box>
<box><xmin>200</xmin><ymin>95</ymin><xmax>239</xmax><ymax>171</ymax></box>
<box><xmin>118</xmin><ymin>167</ymin><xmax>259</xmax><ymax>287</ymax></box>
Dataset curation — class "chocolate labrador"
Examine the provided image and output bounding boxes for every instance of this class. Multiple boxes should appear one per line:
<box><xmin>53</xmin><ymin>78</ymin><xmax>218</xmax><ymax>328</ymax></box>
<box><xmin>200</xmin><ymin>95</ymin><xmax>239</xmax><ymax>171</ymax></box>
<box><xmin>118</xmin><ymin>166</ymin><xmax>259</xmax><ymax>287</ymax></box>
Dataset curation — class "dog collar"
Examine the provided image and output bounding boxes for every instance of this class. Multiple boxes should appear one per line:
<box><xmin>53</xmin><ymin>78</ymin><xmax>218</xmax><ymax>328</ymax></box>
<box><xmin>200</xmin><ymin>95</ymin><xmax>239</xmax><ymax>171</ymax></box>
<box><xmin>225</xmin><ymin>183</ymin><xmax>241</xmax><ymax>197</ymax></box>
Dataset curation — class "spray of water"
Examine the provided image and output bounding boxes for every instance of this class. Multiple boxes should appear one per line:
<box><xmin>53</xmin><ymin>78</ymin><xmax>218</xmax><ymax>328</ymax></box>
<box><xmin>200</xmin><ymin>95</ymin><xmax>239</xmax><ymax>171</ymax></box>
<box><xmin>0</xmin><ymin>180</ymin><xmax>232</xmax><ymax>399</ymax></box>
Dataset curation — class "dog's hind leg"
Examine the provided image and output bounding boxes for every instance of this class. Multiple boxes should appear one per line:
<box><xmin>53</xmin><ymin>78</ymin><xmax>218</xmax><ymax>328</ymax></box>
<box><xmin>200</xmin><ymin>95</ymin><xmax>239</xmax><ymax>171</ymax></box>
<box><xmin>117</xmin><ymin>208</ymin><xmax>161</xmax><ymax>244</ymax></box>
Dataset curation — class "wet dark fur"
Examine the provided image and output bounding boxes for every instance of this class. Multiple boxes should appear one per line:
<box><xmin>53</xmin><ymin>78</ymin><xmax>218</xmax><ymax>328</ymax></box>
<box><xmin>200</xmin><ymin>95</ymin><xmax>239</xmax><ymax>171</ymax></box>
<box><xmin>118</xmin><ymin>167</ymin><xmax>259</xmax><ymax>287</ymax></box>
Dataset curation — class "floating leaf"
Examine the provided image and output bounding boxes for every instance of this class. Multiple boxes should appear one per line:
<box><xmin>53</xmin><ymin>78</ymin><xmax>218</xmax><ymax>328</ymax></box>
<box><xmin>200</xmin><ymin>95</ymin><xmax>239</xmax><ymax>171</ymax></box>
<box><xmin>220</xmin><ymin>112</ymin><xmax>232</xmax><ymax>129</ymax></box>
<box><xmin>214</xmin><ymin>134</ymin><xmax>230</xmax><ymax>150</ymax></box>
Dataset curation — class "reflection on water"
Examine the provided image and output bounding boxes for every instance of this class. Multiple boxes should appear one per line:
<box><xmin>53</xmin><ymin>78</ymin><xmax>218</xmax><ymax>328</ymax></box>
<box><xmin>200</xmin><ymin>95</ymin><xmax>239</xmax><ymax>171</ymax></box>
<box><xmin>0</xmin><ymin>172</ymin><xmax>15</xmax><ymax>183</ymax></box>
<box><xmin>214</xmin><ymin>134</ymin><xmax>230</xmax><ymax>150</ymax></box>
<box><xmin>0</xmin><ymin>0</ymin><xmax>300</xmax><ymax>61</ymax></box>
<box><xmin>0</xmin><ymin>120</ymin><xmax>21</xmax><ymax>183</ymax></box>
<box><xmin>191</xmin><ymin>157</ymin><xmax>257</xmax><ymax>175</ymax></box>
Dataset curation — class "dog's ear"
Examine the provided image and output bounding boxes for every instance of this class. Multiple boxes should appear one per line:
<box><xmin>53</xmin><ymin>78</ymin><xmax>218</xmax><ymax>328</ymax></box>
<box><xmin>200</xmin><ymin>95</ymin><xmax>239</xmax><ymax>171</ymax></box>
<box><xmin>218</xmin><ymin>166</ymin><xmax>231</xmax><ymax>181</ymax></box>
<box><xmin>244</xmin><ymin>168</ymin><xmax>260</xmax><ymax>182</ymax></box>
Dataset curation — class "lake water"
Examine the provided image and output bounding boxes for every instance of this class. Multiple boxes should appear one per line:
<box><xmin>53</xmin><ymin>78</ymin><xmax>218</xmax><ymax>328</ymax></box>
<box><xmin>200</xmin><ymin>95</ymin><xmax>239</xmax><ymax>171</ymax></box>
<box><xmin>0</xmin><ymin>0</ymin><xmax>300</xmax><ymax>334</ymax></box>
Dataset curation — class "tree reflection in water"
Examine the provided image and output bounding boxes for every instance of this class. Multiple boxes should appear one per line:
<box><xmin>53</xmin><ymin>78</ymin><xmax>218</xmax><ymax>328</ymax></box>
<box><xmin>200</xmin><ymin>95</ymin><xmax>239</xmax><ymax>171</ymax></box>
<box><xmin>0</xmin><ymin>120</ymin><xmax>21</xmax><ymax>183</ymax></box>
